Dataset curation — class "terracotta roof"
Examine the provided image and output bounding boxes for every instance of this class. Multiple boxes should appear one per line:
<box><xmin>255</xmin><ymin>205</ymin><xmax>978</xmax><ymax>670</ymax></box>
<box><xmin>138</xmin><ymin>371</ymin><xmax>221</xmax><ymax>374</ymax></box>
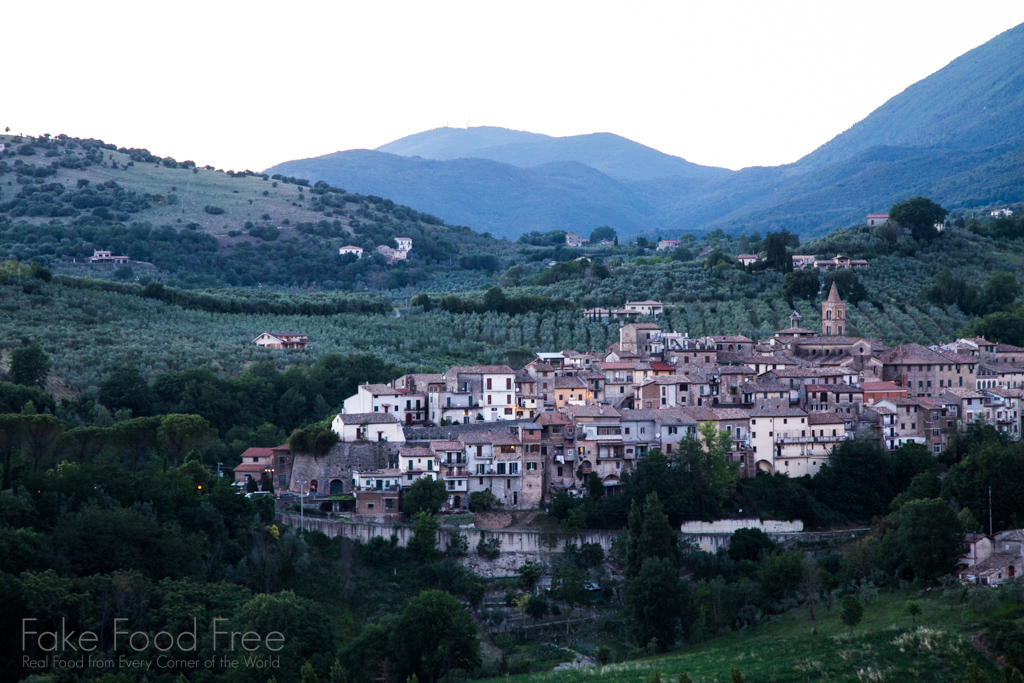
<box><xmin>944</xmin><ymin>388</ymin><xmax>984</xmax><ymax>399</ymax></box>
<box><xmin>748</xmin><ymin>408</ymin><xmax>808</xmax><ymax>418</ymax></box>
<box><xmin>654</xmin><ymin>410</ymin><xmax>698</xmax><ymax>426</ymax></box>
<box><xmin>398</xmin><ymin>447</ymin><xmax>434</xmax><ymax>457</ymax></box>
<box><xmin>428</xmin><ymin>440</ymin><xmax>464</xmax><ymax>450</ymax></box>
<box><xmin>234</xmin><ymin>462</ymin><xmax>271</xmax><ymax>473</ymax></box>
<box><xmin>712</xmin><ymin>408</ymin><xmax>750</xmax><ymax>420</ymax></box>
<box><xmin>458</xmin><ymin>431</ymin><xmax>522</xmax><ymax>446</ymax></box>
<box><xmin>861</xmin><ymin>382</ymin><xmax>906</xmax><ymax>392</ymax></box>
<box><xmin>566</xmin><ymin>404</ymin><xmax>621</xmax><ymax>418</ymax></box>
<box><xmin>239</xmin><ymin>447</ymin><xmax>274</xmax><ymax>460</ymax></box>
<box><xmin>808</xmin><ymin>413</ymin><xmax>845</xmax><ymax>424</ymax></box>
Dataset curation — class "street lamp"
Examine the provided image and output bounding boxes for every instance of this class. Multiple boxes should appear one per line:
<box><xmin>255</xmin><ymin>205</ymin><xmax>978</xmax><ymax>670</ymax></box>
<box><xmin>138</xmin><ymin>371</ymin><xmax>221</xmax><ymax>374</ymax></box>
<box><xmin>298</xmin><ymin>479</ymin><xmax>307</xmax><ymax>532</ymax></box>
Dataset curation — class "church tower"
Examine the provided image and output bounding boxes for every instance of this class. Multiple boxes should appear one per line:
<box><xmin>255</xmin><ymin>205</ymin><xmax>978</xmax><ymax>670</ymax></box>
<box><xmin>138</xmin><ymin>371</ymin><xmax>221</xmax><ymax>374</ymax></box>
<box><xmin>822</xmin><ymin>282</ymin><xmax>846</xmax><ymax>336</ymax></box>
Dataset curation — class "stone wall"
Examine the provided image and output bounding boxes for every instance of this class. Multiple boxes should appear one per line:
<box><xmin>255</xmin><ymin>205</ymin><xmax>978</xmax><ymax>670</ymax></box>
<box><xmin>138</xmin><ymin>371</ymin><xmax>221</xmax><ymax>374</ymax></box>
<box><xmin>679</xmin><ymin>519</ymin><xmax>804</xmax><ymax>534</ymax></box>
<box><xmin>288</xmin><ymin>441</ymin><xmax>400</xmax><ymax>494</ymax></box>
<box><xmin>277</xmin><ymin>513</ymin><xmax>617</xmax><ymax>577</ymax></box>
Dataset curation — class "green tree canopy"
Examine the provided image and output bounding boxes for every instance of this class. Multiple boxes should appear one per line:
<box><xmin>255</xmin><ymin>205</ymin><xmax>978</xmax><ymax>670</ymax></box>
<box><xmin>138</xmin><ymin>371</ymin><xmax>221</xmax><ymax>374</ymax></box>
<box><xmin>782</xmin><ymin>268</ymin><xmax>821</xmax><ymax>301</ymax></box>
<box><xmin>11</xmin><ymin>343</ymin><xmax>50</xmax><ymax>388</ymax></box>
<box><xmin>823</xmin><ymin>269</ymin><xmax>868</xmax><ymax>306</ymax></box>
<box><xmin>157</xmin><ymin>414</ymin><xmax>215</xmax><ymax>469</ymax></box>
<box><xmin>393</xmin><ymin>590</ymin><xmax>480</xmax><ymax>683</ymax></box>
<box><xmin>889</xmin><ymin>197</ymin><xmax>948</xmax><ymax>241</ymax></box>
<box><xmin>98</xmin><ymin>365</ymin><xmax>155</xmax><ymax>417</ymax></box>
<box><xmin>590</xmin><ymin>226</ymin><xmax>617</xmax><ymax>243</ymax></box>
<box><xmin>403</xmin><ymin>477</ymin><xmax>448</xmax><ymax>515</ymax></box>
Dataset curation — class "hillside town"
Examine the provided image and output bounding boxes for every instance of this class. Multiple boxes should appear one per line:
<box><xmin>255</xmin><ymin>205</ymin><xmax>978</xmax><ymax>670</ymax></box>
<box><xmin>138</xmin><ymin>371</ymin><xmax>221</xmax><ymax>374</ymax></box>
<box><xmin>242</xmin><ymin>285</ymin><xmax>1023</xmax><ymax>538</ymax></box>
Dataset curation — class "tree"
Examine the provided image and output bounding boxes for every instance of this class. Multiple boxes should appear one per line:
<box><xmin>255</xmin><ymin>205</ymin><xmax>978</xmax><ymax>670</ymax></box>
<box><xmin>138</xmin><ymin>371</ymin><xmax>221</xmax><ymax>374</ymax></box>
<box><xmin>63</xmin><ymin>425</ymin><xmax>113</xmax><ymax>463</ymax></box>
<box><xmin>782</xmin><ymin>269</ymin><xmax>820</xmax><ymax>301</ymax></box>
<box><xmin>728</xmin><ymin>527</ymin><xmax>775</xmax><ymax>562</ymax></box>
<box><xmin>403</xmin><ymin>477</ymin><xmax>448</xmax><ymax>515</ymax></box>
<box><xmin>626</xmin><ymin>556</ymin><xmax>687</xmax><ymax>650</ymax></box>
<box><xmin>517</xmin><ymin>561</ymin><xmax>543</xmax><ymax>590</ymax></box>
<box><xmin>0</xmin><ymin>414</ymin><xmax>26</xmax><ymax>488</ymax></box>
<box><xmin>823</xmin><ymin>269</ymin><xmax>868</xmax><ymax>305</ymax></box>
<box><xmin>21</xmin><ymin>415</ymin><xmax>65</xmax><ymax>471</ymax></box>
<box><xmin>840</xmin><ymin>594</ymin><xmax>863</xmax><ymax>634</ymax></box>
<box><xmin>590</xmin><ymin>226</ymin><xmax>617</xmax><ymax>243</ymax></box>
<box><xmin>813</xmin><ymin>440</ymin><xmax>895</xmax><ymax>522</ymax></box>
<box><xmin>409</xmin><ymin>511</ymin><xmax>439</xmax><ymax>561</ymax></box>
<box><xmin>889</xmin><ymin>197</ymin><xmax>948</xmax><ymax>241</ymax></box>
<box><xmin>906</xmin><ymin>601</ymin><xmax>922</xmax><ymax>625</ymax></box>
<box><xmin>288</xmin><ymin>421</ymin><xmax>338</xmax><ymax>456</ymax></box>
<box><xmin>98</xmin><ymin>366</ymin><xmax>154</xmax><ymax>416</ymax></box>
<box><xmin>112</xmin><ymin>416</ymin><xmax>161</xmax><ymax>474</ymax></box>
<box><xmin>625</xmin><ymin>493</ymin><xmax>680</xmax><ymax>579</ymax></box>
<box><xmin>10</xmin><ymin>343</ymin><xmax>49</xmax><ymax>388</ymax></box>
<box><xmin>157</xmin><ymin>414</ymin><xmax>215</xmax><ymax>469</ymax></box>
<box><xmin>977</xmin><ymin>272</ymin><xmax>1022</xmax><ymax>315</ymax></box>
<box><xmin>763</xmin><ymin>231</ymin><xmax>795</xmax><ymax>272</ymax></box>
<box><xmin>525</xmin><ymin>593</ymin><xmax>549</xmax><ymax>623</ymax></box>
<box><xmin>552</xmin><ymin>565</ymin><xmax>587</xmax><ymax>640</ymax></box>
<box><xmin>393</xmin><ymin>590</ymin><xmax>480</xmax><ymax>683</ymax></box>
<box><xmin>887</xmin><ymin>498</ymin><xmax>964</xmax><ymax>582</ymax></box>
<box><xmin>469</xmin><ymin>489</ymin><xmax>501</xmax><ymax>512</ymax></box>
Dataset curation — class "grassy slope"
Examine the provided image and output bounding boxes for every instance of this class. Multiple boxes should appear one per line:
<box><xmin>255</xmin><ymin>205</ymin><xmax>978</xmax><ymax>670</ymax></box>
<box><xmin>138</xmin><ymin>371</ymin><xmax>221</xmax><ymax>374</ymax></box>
<box><xmin>0</xmin><ymin>134</ymin><xmax>326</xmax><ymax>243</ymax></box>
<box><xmin>481</xmin><ymin>592</ymin><xmax>996</xmax><ymax>683</ymax></box>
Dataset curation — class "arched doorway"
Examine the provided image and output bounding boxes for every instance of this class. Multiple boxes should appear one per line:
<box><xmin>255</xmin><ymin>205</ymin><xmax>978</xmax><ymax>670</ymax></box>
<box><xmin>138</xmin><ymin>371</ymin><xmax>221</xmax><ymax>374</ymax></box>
<box><xmin>330</xmin><ymin>479</ymin><xmax>344</xmax><ymax>495</ymax></box>
<box><xmin>453</xmin><ymin>495</ymin><xmax>462</xmax><ymax>509</ymax></box>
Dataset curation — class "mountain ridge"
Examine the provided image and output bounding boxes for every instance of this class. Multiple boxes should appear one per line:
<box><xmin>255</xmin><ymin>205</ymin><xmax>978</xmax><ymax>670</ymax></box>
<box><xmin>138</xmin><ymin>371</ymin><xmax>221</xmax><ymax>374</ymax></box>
<box><xmin>267</xmin><ymin>22</ymin><xmax>1024</xmax><ymax>238</ymax></box>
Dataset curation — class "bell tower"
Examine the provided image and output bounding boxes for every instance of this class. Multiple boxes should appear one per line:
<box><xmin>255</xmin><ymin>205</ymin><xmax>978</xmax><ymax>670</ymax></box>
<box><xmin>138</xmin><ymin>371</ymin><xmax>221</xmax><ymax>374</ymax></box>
<box><xmin>822</xmin><ymin>282</ymin><xmax>846</xmax><ymax>336</ymax></box>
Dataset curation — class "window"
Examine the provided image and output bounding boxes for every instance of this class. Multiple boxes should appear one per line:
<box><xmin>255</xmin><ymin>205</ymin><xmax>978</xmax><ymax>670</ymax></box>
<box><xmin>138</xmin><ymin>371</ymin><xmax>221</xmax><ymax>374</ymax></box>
<box><xmin>487</xmin><ymin>378</ymin><xmax>492</xmax><ymax>390</ymax></box>
<box><xmin>506</xmin><ymin>378</ymin><xmax>512</xmax><ymax>390</ymax></box>
<box><xmin>509</xmin><ymin>463</ymin><xmax>519</xmax><ymax>474</ymax></box>
<box><xmin>526</xmin><ymin>462</ymin><xmax>537</xmax><ymax>470</ymax></box>
<box><xmin>497</xmin><ymin>463</ymin><xmax>506</xmax><ymax>474</ymax></box>
<box><xmin>557</xmin><ymin>466</ymin><xmax>564</xmax><ymax>477</ymax></box>
<box><xmin>385</xmin><ymin>499</ymin><xmax>395</xmax><ymax>510</ymax></box>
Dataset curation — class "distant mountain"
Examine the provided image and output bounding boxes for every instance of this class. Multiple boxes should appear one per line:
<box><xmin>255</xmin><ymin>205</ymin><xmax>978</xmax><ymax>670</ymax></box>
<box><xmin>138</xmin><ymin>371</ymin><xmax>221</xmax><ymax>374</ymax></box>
<box><xmin>376</xmin><ymin>126</ymin><xmax>551</xmax><ymax>160</ymax></box>
<box><xmin>268</xmin><ymin>22</ymin><xmax>1024</xmax><ymax>239</ymax></box>
<box><xmin>378</xmin><ymin>127</ymin><xmax>728</xmax><ymax>182</ymax></box>
<box><xmin>268</xmin><ymin>150</ymin><xmax>656</xmax><ymax>236</ymax></box>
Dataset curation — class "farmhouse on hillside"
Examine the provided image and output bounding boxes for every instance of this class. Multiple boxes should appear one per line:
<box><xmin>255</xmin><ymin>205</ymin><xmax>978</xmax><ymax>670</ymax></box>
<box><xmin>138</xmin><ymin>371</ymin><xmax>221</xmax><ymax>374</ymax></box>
<box><xmin>252</xmin><ymin>331</ymin><xmax>310</xmax><ymax>349</ymax></box>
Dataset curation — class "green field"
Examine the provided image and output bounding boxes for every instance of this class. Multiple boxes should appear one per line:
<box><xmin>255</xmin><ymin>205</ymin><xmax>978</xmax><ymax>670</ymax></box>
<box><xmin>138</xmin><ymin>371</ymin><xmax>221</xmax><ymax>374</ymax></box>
<box><xmin>481</xmin><ymin>591</ymin><xmax>997</xmax><ymax>683</ymax></box>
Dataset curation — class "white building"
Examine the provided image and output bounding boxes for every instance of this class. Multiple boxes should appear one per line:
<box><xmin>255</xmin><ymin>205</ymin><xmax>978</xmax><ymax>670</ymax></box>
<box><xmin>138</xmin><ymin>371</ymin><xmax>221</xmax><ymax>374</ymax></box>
<box><xmin>440</xmin><ymin>365</ymin><xmax>518</xmax><ymax>421</ymax></box>
<box><xmin>395</xmin><ymin>237</ymin><xmax>413</xmax><ymax>252</ymax></box>
<box><xmin>339</xmin><ymin>245</ymin><xmax>363</xmax><ymax>258</ymax></box>
<box><xmin>342</xmin><ymin>384</ymin><xmax>426</xmax><ymax>425</ymax></box>
<box><xmin>331</xmin><ymin>413</ymin><xmax>405</xmax><ymax>443</ymax></box>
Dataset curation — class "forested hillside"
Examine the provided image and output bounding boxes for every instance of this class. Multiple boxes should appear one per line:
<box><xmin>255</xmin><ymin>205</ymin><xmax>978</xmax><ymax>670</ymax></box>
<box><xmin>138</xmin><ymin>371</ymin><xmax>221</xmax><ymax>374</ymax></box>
<box><xmin>0</xmin><ymin>133</ymin><xmax>507</xmax><ymax>289</ymax></box>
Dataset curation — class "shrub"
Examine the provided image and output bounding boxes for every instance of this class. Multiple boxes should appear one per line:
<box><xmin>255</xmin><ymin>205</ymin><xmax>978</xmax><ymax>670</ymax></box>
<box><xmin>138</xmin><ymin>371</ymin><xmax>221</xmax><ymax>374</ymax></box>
<box><xmin>203</xmin><ymin>205</ymin><xmax>225</xmax><ymax>215</ymax></box>
<box><xmin>477</xmin><ymin>536</ymin><xmax>501</xmax><ymax>559</ymax></box>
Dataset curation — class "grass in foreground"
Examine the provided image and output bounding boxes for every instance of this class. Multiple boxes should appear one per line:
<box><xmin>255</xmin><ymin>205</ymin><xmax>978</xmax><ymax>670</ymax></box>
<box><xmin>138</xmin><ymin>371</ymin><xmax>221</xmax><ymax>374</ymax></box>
<box><xmin>477</xmin><ymin>591</ymin><xmax>996</xmax><ymax>683</ymax></box>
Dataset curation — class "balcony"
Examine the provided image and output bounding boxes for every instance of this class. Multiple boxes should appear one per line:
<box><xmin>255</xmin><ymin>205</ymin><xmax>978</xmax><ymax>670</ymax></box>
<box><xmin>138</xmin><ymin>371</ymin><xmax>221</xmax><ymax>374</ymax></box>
<box><xmin>775</xmin><ymin>432</ymin><xmax>852</xmax><ymax>445</ymax></box>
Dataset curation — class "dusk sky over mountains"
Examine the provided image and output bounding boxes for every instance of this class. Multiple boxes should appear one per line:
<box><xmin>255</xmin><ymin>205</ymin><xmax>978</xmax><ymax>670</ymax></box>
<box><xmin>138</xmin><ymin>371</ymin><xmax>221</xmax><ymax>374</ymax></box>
<box><xmin>5</xmin><ymin>2</ymin><xmax>1024</xmax><ymax>172</ymax></box>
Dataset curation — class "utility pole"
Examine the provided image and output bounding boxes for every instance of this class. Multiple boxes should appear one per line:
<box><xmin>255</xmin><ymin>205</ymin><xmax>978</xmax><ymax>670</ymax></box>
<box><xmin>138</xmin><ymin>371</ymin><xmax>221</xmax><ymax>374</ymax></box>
<box><xmin>989</xmin><ymin>486</ymin><xmax>993</xmax><ymax>537</ymax></box>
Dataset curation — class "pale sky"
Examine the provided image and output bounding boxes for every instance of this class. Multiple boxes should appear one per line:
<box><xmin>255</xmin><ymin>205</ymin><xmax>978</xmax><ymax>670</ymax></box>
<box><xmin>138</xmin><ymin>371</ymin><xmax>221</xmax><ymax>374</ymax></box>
<box><xmin>6</xmin><ymin>1</ymin><xmax>1024</xmax><ymax>172</ymax></box>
